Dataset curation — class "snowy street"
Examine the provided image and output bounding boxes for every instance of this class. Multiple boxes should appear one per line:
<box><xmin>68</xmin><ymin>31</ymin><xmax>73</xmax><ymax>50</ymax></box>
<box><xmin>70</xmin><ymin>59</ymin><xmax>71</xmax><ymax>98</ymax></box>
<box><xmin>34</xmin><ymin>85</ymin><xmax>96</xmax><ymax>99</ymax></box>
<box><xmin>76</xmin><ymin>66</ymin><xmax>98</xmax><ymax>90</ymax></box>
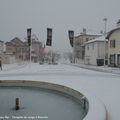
<box><xmin>0</xmin><ymin>63</ymin><xmax>120</xmax><ymax>120</ymax></box>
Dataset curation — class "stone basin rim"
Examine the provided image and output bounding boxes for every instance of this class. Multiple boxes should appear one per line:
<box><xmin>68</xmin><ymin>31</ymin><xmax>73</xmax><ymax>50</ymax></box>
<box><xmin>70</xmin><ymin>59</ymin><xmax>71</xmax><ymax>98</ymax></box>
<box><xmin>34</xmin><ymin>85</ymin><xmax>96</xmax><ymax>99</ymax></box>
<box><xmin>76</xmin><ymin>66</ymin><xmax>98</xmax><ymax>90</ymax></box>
<box><xmin>0</xmin><ymin>80</ymin><xmax>89</xmax><ymax>119</ymax></box>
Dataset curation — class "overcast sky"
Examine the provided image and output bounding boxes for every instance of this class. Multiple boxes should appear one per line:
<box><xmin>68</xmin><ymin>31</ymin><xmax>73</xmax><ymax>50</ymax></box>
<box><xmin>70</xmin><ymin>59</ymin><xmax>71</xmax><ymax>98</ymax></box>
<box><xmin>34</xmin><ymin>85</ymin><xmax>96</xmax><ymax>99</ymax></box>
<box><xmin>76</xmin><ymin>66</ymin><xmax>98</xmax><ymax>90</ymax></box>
<box><xmin>0</xmin><ymin>0</ymin><xmax>120</xmax><ymax>53</ymax></box>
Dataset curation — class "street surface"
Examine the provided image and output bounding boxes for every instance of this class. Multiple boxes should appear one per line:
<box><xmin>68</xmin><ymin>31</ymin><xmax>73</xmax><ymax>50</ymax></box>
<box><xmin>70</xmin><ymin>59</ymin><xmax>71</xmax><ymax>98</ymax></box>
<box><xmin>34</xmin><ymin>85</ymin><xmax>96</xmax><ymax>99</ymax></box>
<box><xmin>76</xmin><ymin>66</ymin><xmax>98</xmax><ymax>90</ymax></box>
<box><xmin>0</xmin><ymin>63</ymin><xmax>120</xmax><ymax>120</ymax></box>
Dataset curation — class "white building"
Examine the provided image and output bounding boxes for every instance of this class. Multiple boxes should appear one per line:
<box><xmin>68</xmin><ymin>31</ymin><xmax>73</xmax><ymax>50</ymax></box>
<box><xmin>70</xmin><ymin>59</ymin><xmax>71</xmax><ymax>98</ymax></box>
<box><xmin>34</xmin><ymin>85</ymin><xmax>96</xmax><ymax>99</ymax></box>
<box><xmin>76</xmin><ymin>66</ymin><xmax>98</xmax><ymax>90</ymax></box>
<box><xmin>73</xmin><ymin>29</ymin><xmax>101</xmax><ymax>64</ymax></box>
<box><xmin>106</xmin><ymin>26</ymin><xmax>120</xmax><ymax>67</ymax></box>
<box><xmin>85</xmin><ymin>36</ymin><xmax>108</xmax><ymax>66</ymax></box>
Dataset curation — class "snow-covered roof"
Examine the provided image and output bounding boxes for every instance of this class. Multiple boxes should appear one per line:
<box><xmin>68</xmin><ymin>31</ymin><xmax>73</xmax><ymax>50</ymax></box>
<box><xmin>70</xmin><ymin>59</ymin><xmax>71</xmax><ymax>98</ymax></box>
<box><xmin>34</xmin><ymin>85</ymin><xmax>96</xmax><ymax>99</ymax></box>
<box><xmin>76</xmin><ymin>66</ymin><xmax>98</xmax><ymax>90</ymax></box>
<box><xmin>85</xmin><ymin>36</ymin><xmax>108</xmax><ymax>44</ymax></box>
<box><xmin>75</xmin><ymin>30</ymin><xmax>102</xmax><ymax>37</ymax></box>
<box><xmin>106</xmin><ymin>27</ymin><xmax>120</xmax><ymax>39</ymax></box>
<box><xmin>82</xmin><ymin>32</ymin><xmax>102</xmax><ymax>36</ymax></box>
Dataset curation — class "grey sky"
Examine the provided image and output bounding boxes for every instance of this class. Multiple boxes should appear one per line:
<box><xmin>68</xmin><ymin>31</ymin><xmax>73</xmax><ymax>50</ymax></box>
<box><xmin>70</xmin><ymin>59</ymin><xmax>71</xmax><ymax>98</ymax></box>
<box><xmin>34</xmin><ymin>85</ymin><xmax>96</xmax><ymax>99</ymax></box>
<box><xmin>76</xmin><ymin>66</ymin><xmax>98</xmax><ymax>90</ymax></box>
<box><xmin>0</xmin><ymin>0</ymin><xmax>120</xmax><ymax>52</ymax></box>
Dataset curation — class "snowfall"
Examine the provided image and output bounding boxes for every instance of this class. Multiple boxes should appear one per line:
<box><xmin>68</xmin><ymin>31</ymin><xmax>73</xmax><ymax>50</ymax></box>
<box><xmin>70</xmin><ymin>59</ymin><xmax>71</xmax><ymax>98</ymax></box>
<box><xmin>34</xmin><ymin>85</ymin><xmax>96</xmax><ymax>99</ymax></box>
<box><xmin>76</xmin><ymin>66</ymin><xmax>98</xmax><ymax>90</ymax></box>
<box><xmin>0</xmin><ymin>61</ymin><xmax>120</xmax><ymax>120</ymax></box>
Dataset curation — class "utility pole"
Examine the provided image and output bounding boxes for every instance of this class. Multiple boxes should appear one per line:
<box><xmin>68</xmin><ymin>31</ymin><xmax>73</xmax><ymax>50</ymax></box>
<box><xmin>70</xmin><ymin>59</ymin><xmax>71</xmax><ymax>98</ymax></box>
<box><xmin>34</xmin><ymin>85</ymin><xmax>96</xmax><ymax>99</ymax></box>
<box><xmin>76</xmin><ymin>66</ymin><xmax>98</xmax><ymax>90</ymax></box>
<box><xmin>103</xmin><ymin>18</ymin><xmax>107</xmax><ymax>67</ymax></box>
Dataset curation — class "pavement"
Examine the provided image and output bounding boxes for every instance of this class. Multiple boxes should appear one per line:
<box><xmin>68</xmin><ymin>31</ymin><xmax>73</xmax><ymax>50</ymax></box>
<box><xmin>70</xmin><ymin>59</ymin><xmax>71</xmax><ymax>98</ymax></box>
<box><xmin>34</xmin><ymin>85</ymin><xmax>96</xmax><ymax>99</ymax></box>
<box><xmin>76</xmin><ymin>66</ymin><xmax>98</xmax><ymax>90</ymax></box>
<box><xmin>2</xmin><ymin>61</ymin><xmax>120</xmax><ymax>75</ymax></box>
<box><xmin>2</xmin><ymin>62</ymin><xmax>28</xmax><ymax>71</ymax></box>
<box><xmin>69</xmin><ymin>63</ymin><xmax>120</xmax><ymax>75</ymax></box>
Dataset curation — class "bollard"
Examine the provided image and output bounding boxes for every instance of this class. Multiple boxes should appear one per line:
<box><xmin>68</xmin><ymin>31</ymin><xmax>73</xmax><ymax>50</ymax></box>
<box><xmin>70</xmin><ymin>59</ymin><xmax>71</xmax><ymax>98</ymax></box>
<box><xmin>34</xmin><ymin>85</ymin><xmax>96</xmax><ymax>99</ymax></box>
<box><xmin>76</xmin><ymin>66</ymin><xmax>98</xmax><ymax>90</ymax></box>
<box><xmin>15</xmin><ymin>98</ymin><xmax>20</xmax><ymax>110</ymax></box>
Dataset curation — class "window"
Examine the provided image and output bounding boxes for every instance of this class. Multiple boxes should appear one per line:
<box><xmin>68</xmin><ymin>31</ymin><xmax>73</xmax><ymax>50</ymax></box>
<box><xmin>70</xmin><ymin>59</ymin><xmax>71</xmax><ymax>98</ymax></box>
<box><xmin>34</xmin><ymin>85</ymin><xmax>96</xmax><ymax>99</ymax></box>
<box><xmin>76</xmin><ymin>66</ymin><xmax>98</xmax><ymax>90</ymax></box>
<box><xmin>110</xmin><ymin>40</ymin><xmax>115</xmax><ymax>48</ymax></box>
<box><xmin>117</xmin><ymin>54</ymin><xmax>120</xmax><ymax>65</ymax></box>
<box><xmin>110</xmin><ymin>54</ymin><xmax>115</xmax><ymax>64</ymax></box>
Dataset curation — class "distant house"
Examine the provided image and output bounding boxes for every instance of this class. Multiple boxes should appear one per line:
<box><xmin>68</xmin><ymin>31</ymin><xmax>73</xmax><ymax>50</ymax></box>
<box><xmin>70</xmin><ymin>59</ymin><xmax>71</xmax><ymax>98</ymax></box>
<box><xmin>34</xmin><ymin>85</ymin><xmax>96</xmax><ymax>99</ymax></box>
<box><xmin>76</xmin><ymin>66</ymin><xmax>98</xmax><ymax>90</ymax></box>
<box><xmin>5</xmin><ymin>37</ymin><xmax>29</xmax><ymax>61</ymax></box>
<box><xmin>5</xmin><ymin>41</ymin><xmax>15</xmax><ymax>54</ymax></box>
<box><xmin>5</xmin><ymin>36</ymin><xmax>44</xmax><ymax>63</ymax></box>
<box><xmin>106</xmin><ymin>20</ymin><xmax>120</xmax><ymax>67</ymax></box>
<box><xmin>85</xmin><ymin>36</ymin><xmax>108</xmax><ymax>66</ymax></box>
<box><xmin>0</xmin><ymin>40</ymin><xmax>16</xmax><ymax>64</ymax></box>
<box><xmin>73</xmin><ymin>29</ymin><xmax>101</xmax><ymax>63</ymax></box>
<box><xmin>2</xmin><ymin>53</ymin><xmax>16</xmax><ymax>64</ymax></box>
<box><xmin>32</xmin><ymin>38</ymin><xmax>44</xmax><ymax>62</ymax></box>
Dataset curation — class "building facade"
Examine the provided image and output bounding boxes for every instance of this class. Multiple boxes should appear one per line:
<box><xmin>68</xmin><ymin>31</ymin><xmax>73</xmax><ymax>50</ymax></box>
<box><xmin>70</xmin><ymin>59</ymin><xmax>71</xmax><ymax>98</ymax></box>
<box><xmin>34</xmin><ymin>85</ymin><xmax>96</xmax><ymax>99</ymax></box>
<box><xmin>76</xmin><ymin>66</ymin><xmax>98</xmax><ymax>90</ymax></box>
<box><xmin>5</xmin><ymin>37</ymin><xmax>29</xmax><ymax>61</ymax></box>
<box><xmin>85</xmin><ymin>36</ymin><xmax>108</xmax><ymax>66</ymax></box>
<box><xmin>31</xmin><ymin>39</ymin><xmax>44</xmax><ymax>62</ymax></box>
<box><xmin>5</xmin><ymin>37</ymin><xmax>44</xmax><ymax>63</ymax></box>
<box><xmin>106</xmin><ymin>26</ymin><xmax>120</xmax><ymax>67</ymax></box>
<box><xmin>0</xmin><ymin>40</ymin><xmax>16</xmax><ymax>64</ymax></box>
<box><xmin>2</xmin><ymin>53</ymin><xmax>16</xmax><ymax>64</ymax></box>
<box><xmin>73</xmin><ymin>30</ymin><xmax>101</xmax><ymax>63</ymax></box>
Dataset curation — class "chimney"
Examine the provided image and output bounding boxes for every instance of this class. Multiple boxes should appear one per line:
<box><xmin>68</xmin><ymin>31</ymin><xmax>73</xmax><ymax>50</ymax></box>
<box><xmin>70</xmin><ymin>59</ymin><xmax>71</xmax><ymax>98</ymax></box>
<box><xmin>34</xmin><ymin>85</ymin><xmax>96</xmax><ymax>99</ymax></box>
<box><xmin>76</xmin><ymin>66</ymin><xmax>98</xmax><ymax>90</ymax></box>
<box><xmin>83</xmin><ymin>28</ymin><xmax>86</xmax><ymax>34</ymax></box>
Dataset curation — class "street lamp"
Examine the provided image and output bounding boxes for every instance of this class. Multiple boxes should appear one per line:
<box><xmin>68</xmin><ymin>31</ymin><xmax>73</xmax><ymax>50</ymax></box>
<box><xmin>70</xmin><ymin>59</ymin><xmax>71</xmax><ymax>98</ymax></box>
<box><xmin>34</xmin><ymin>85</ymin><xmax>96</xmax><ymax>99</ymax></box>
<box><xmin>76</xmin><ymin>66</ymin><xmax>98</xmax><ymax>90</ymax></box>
<box><xmin>103</xmin><ymin>18</ymin><xmax>107</xmax><ymax>34</ymax></box>
<box><xmin>103</xmin><ymin>18</ymin><xmax>107</xmax><ymax>67</ymax></box>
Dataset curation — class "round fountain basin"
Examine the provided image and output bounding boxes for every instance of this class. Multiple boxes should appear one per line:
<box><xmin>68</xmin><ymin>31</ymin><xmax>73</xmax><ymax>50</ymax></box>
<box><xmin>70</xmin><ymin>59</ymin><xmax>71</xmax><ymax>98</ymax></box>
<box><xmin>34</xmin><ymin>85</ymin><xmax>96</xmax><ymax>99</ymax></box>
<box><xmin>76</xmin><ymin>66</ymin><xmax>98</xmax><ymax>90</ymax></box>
<box><xmin>0</xmin><ymin>81</ymin><xmax>88</xmax><ymax>120</ymax></box>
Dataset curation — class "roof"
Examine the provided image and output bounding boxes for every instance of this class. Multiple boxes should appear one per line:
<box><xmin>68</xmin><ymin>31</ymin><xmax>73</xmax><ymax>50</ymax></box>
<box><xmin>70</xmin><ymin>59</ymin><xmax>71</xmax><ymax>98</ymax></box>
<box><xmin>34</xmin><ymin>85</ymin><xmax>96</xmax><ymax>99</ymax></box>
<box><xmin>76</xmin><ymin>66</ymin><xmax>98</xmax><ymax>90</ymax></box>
<box><xmin>75</xmin><ymin>31</ymin><xmax>102</xmax><ymax>38</ymax></box>
<box><xmin>75</xmin><ymin>33</ymin><xmax>101</xmax><ymax>38</ymax></box>
<box><xmin>106</xmin><ymin>27</ymin><xmax>120</xmax><ymax>39</ymax></box>
<box><xmin>85</xmin><ymin>36</ymin><xmax>108</xmax><ymax>44</ymax></box>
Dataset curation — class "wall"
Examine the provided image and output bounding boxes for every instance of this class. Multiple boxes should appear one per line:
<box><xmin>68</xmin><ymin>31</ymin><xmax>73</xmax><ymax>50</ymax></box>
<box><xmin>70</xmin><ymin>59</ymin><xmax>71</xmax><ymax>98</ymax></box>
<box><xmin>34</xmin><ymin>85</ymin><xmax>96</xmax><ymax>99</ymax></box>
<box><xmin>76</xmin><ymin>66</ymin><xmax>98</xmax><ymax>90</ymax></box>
<box><xmin>73</xmin><ymin>34</ymin><xmax>100</xmax><ymax>61</ymax></box>
<box><xmin>2</xmin><ymin>54</ymin><xmax>16</xmax><ymax>64</ymax></box>
<box><xmin>85</xmin><ymin>42</ymin><xmax>97</xmax><ymax>65</ymax></box>
<box><xmin>85</xmin><ymin>41</ymin><xmax>106</xmax><ymax>65</ymax></box>
<box><xmin>108</xmin><ymin>29</ymin><xmax>120</xmax><ymax>66</ymax></box>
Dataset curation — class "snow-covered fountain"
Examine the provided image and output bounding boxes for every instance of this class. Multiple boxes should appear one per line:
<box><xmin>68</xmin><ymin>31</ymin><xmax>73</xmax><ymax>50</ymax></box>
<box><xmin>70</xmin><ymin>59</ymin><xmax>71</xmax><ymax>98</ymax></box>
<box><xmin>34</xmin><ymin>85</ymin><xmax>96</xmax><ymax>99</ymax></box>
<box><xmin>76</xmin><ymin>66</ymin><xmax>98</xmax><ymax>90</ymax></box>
<box><xmin>0</xmin><ymin>80</ymin><xmax>89</xmax><ymax>120</ymax></box>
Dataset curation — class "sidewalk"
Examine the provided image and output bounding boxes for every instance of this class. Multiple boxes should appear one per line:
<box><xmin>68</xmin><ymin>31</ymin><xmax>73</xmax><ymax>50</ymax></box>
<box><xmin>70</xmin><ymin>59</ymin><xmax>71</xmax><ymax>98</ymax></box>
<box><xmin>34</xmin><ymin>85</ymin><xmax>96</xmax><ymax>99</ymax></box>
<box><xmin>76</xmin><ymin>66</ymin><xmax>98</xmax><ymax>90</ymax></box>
<box><xmin>69</xmin><ymin>63</ymin><xmax>120</xmax><ymax>75</ymax></box>
<box><xmin>1</xmin><ymin>62</ymin><xmax>28</xmax><ymax>71</ymax></box>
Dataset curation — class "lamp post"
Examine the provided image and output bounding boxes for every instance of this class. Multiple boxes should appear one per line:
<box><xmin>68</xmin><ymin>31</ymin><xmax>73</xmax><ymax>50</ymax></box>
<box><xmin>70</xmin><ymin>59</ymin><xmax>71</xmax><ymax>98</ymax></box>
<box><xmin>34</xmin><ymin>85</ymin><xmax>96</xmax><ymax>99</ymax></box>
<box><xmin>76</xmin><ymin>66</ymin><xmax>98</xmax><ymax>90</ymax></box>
<box><xmin>103</xmin><ymin>18</ymin><xmax>107</xmax><ymax>67</ymax></box>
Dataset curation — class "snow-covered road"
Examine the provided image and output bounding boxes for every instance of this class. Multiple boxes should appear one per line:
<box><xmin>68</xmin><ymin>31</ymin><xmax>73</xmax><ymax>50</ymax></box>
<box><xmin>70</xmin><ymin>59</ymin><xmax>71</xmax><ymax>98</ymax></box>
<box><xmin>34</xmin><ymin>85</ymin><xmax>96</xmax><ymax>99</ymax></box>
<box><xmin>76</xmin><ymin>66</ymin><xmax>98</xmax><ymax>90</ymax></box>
<box><xmin>0</xmin><ymin>63</ymin><xmax>120</xmax><ymax>120</ymax></box>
